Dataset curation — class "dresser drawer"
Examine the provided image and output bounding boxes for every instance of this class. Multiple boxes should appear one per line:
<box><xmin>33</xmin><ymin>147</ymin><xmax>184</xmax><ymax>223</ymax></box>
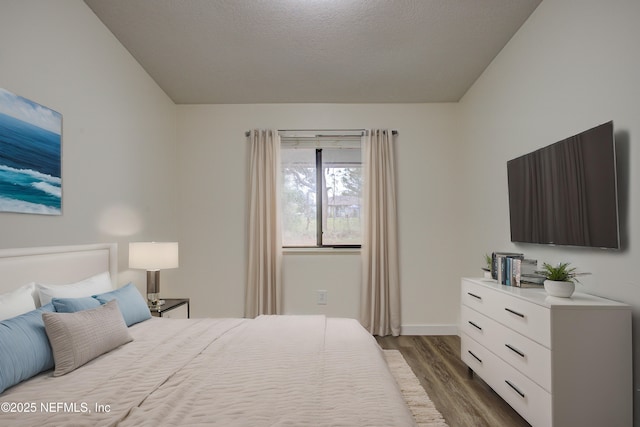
<box><xmin>462</xmin><ymin>334</ymin><xmax>552</xmax><ymax>427</ymax></box>
<box><xmin>461</xmin><ymin>305</ymin><xmax>552</xmax><ymax>391</ymax></box>
<box><xmin>461</xmin><ymin>279</ymin><xmax>494</xmax><ymax>312</ymax></box>
<box><xmin>461</xmin><ymin>332</ymin><xmax>492</xmax><ymax>381</ymax></box>
<box><xmin>462</xmin><ymin>279</ymin><xmax>551</xmax><ymax>347</ymax></box>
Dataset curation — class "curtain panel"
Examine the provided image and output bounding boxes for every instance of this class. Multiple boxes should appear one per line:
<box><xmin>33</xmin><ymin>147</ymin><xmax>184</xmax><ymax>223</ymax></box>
<box><xmin>245</xmin><ymin>129</ymin><xmax>282</xmax><ymax>317</ymax></box>
<box><xmin>360</xmin><ymin>129</ymin><xmax>401</xmax><ymax>336</ymax></box>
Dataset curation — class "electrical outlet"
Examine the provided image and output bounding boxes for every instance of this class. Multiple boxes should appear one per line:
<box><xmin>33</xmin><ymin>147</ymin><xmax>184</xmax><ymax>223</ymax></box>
<box><xmin>317</xmin><ymin>290</ymin><xmax>328</xmax><ymax>305</ymax></box>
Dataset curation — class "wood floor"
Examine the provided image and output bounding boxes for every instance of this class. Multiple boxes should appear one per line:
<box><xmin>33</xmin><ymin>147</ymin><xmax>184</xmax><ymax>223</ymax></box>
<box><xmin>376</xmin><ymin>335</ymin><xmax>531</xmax><ymax>427</ymax></box>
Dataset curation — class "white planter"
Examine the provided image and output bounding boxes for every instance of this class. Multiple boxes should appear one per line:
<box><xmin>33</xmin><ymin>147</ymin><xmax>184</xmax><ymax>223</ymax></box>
<box><xmin>544</xmin><ymin>280</ymin><xmax>575</xmax><ymax>298</ymax></box>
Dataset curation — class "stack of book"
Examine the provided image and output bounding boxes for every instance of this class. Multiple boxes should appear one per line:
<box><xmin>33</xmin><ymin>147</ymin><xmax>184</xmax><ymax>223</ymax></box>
<box><xmin>491</xmin><ymin>252</ymin><xmax>544</xmax><ymax>288</ymax></box>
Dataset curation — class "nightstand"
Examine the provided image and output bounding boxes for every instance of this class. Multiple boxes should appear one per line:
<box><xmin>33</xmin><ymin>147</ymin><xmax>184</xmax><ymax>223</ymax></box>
<box><xmin>149</xmin><ymin>298</ymin><xmax>190</xmax><ymax>319</ymax></box>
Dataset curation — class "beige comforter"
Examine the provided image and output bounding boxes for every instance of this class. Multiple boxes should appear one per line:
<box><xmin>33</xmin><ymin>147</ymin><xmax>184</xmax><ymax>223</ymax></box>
<box><xmin>0</xmin><ymin>315</ymin><xmax>415</xmax><ymax>426</ymax></box>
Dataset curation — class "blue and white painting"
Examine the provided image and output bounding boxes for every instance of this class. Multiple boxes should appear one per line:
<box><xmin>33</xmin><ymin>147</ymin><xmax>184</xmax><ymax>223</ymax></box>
<box><xmin>0</xmin><ymin>88</ymin><xmax>62</xmax><ymax>215</ymax></box>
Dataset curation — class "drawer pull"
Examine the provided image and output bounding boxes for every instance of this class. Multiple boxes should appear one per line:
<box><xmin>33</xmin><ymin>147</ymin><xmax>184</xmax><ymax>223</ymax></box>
<box><xmin>468</xmin><ymin>350</ymin><xmax>482</xmax><ymax>363</ymax></box>
<box><xmin>505</xmin><ymin>344</ymin><xmax>525</xmax><ymax>358</ymax></box>
<box><xmin>468</xmin><ymin>321</ymin><xmax>482</xmax><ymax>331</ymax></box>
<box><xmin>505</xmin><ymin>380</ymin><xmax>526</xmax><ymax>398</ymax></box>
<box><xmin>504</xmin><ymin>307</ymin><xmax>525</xmax><ymax>318</ymax></box>
<box><xmin>467</xmin><ymin>292</ymin><xmax>482</xmax><ymax>300</ymax></box>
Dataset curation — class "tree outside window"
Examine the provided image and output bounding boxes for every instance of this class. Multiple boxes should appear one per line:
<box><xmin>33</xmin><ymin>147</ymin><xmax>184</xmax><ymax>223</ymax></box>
<box><xmin>281</xmin><ymin>140</ymin><xmax>362</xmax><ymax>247</ymax></box>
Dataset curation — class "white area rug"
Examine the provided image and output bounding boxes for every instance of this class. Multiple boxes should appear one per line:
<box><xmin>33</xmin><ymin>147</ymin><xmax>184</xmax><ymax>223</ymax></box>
<box><xmin>384</xmin><ymin>349</ymin><xmax>449</xmax><ymax>427</ymax></box>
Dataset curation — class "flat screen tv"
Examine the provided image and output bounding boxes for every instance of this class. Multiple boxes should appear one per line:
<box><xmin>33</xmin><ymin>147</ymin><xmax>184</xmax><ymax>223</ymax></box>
<box><xmin>507</xmin><ymin>121</ymin><xmax>620</xmax><ymax>249</ymax></box>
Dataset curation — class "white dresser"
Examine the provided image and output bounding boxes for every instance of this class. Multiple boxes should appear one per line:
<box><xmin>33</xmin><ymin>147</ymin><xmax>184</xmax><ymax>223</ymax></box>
<box><xmin>460</xmin><ymin>278</ymin><xmax>631</xmax><ymax>427</ymax></box>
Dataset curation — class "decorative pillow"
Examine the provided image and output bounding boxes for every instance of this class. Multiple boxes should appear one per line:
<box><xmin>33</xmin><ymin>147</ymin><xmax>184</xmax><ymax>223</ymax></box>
<box><xmin>0</xmin><ymin>283</ymin><xmax>38</xmax><ymax>321</ymax></box>
<box><xmin>0</xmin><ymin>303</ymin><xmax>55</xmax><ymax>393</ymax></box>
<box><xmin>93</xmin><ymin>283</ymin><xmax>151</xmax><ymax>326</ymax></box>
<box><xmin>52</xmin><ymin>297</ymin><xmax>101</xmax><ymax>313</ymax></box>
<box><xmin>37</xmin><ymin>271</ymin><xmax>113</xmax><ymax>306</ymax></box>
<box><xmin>42</xmin><ymin>300</ymin><xmax>133</xmax><ymax>376</ymax></box>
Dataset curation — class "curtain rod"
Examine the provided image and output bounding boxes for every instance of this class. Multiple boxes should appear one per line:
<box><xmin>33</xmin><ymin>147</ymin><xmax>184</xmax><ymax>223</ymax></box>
<box><xmin>244</xmin><ymin>129</ymin><xmax>398</xmax><ymax>137</ymax></box>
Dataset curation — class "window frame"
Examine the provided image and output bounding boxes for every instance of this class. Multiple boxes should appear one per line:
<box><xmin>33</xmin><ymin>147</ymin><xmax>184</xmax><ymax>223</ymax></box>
<box><xmin>281</xmin><ymin>135</ymin><xmax>362</xmax><ymax>249</ymax></box>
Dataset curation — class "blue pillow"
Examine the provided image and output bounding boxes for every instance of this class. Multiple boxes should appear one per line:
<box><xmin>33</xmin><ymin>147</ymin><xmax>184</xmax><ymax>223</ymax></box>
<box><xmin>93</xmin><ymin>283</ymin><xmax>151</xmax><ymax>326</ymax></box>
<box><xmin>52</xmin><ymin>297</ymin><xmax>101</xmax><ymax>313</ymax></box>
<box><xmin>0</xmin><ymin>303</ymin><xmax>55</xmax><ymax>393</ymax></box>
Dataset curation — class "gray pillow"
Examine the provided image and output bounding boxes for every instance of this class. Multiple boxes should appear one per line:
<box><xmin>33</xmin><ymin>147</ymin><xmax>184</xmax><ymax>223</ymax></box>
<box><xmin>42</xmin><ymin>300</ymin><xmax>133</xmax><ymax>376</ymax></box>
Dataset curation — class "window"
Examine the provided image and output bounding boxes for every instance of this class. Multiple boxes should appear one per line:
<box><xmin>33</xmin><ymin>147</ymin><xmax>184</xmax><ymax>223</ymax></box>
<box><xmin>281</xmin><ymin>136</ymin><xmax>362</xmax><ymax>247</ymax></box>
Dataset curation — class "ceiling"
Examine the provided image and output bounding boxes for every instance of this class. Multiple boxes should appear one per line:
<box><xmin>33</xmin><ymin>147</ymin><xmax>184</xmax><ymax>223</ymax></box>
<box><xmin>84</xmin><ymin>0</ymin><xmax>541</xmax><ymax>104</ymax></box>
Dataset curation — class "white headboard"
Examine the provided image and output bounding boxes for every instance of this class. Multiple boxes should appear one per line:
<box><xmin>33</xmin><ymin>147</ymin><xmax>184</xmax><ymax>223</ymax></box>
<box><xmin>0</xmin><ymin>243</ymin><xmax>118</xmax><ymax>295</ymax></box>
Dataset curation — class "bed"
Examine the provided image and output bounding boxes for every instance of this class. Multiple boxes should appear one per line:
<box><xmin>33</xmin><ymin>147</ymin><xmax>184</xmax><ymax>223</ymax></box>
<box><xmin>0</xmin><ymin>244</ymin><xmax>416</xmax><ymax>426</ymax></box>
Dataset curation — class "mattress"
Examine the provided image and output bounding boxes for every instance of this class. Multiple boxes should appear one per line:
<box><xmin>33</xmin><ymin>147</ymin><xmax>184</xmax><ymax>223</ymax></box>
<box><xmin>0</xmin><ymin>315</ymin><xmax>415</xmax><ymax>426</ymax></box>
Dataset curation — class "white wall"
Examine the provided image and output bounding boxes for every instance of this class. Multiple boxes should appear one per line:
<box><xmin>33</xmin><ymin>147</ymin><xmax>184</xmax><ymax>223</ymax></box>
<box><xmin>0</xmin><ymin>0</ymin><xmax>179</xmax><ymax>291</ymax></box>
<box><xmin>458</xmin><ymin>0</ymin><xmax>640</xmax><ymax>417</ymax></box>
<box><xmin>175</xmin><ymin>103</ymin><xmax>461</xmax><ymax>333</ymax></box>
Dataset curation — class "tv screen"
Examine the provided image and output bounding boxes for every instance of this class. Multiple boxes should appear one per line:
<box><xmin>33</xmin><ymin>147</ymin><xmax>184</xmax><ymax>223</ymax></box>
<box><xmin>507</xmin><ymin>121</ymin><xmax>620</xmax><ymax>249</ymax></box>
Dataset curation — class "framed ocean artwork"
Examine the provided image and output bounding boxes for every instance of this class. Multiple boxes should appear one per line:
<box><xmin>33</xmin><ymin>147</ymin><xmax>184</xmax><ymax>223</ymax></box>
<box><xmin>0</xmin><ymin>88</ymin><xmax>62</xmax><ymax>215</ymax></box>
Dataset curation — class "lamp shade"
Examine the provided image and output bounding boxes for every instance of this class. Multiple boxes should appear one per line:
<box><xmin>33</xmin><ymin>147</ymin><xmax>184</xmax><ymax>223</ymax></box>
<box><xmin>129</xmin><ymin>242</ymin><xmax>179</xmax><ymax>271</ymax></box>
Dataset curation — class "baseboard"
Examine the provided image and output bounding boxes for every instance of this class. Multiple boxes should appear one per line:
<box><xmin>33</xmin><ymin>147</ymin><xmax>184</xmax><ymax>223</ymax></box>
<box><xmin>400</xmin><ymin>324</ymin><xmax>458</xmax><ymax>336</ymax></box>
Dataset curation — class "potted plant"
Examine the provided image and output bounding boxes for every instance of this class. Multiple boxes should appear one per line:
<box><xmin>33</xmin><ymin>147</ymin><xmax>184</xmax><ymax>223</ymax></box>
<box><xmin>540</xmin><ymin>262</ymin><xmax>585</xmax><ymax>297</ymax></box>
<box><xmin>482</xmin><ymin>254</ymin><xmax>492</xmax><ymax>278</ymax></box>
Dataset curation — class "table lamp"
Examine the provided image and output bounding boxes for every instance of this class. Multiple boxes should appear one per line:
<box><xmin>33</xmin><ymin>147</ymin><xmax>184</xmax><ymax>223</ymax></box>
<box><xmin>129</xmin><ymin>242</ymin><xmax>179</xmax><ymax>308</ymax></box>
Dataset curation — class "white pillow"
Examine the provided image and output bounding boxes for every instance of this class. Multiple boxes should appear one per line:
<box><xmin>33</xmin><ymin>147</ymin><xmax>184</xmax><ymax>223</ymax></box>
<box><xmin>0</xmin><ymin>283</ymin><xmax>37</xmax><ymax>321</ymax></box>
<box><xmin>37</xmin><ymin>272</ymin><xmax>113</xmax><ymax>306</ymax></box>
